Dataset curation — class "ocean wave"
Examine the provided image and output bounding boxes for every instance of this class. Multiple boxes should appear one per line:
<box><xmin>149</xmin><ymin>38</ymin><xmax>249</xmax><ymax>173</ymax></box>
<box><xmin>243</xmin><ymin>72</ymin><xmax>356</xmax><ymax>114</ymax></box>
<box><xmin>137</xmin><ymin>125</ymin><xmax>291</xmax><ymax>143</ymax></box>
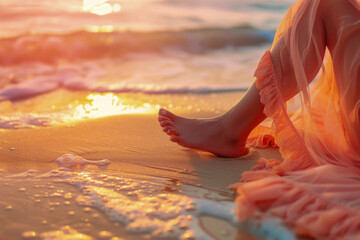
<box><xmin>0</xmin><ymin>42</ymin><xmax>269</xmax><ymax>102</ymax></box>
<box><xmin>0</xmin><ymin>80</ymin><xmax>248</xmax><ymax>102</ymax></box>
<box><xmin>0</xmin><ymin>26</ymin><xmax>273</xmax><ymax>64</ymax></box>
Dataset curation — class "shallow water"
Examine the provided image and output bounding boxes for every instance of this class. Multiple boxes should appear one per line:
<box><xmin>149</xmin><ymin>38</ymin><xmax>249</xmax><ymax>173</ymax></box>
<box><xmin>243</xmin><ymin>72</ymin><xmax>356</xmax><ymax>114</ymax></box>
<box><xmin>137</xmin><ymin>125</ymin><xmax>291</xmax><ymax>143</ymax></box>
<box><xmin>0</xmin><ymin>44</ymin><xmax>273</xmax><ymax>129</ymax></box>
<box><xmin>0</xmin><ymin>0</ymin><xmax>294</xmax><ymax>105</ymax></box>
<box><xmin>0</xmin><ymin>0</ymin><xmax>294</xmax><ymax>128</ymax></box>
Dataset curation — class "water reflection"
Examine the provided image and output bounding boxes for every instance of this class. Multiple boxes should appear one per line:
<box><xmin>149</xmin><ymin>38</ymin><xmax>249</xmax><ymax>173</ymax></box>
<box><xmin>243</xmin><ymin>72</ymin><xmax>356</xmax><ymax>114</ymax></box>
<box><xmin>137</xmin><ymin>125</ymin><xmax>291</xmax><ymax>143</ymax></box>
<box><xmin>73</xmin><ymin>93</ymin><xmax>156</xmax><ymax>119</ymax></box>
<box><xmin>86</xmin><ymin>25</ymin><xmax>114</xmax><ymax>32</ymax></box>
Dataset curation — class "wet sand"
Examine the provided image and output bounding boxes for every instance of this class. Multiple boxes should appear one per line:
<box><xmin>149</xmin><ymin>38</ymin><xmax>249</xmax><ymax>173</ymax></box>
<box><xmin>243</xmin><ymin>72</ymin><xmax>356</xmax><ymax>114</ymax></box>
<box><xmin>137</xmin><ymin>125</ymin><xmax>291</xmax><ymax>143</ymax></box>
<box><xmin>0</xmin><ymin>92</ymin><xmax>284</xmax><ymax>240</ymax></box>
<box><xmin>0</xmin><ymin>112</ymin><xmax>281</xmax><ymax>193</ymax></box>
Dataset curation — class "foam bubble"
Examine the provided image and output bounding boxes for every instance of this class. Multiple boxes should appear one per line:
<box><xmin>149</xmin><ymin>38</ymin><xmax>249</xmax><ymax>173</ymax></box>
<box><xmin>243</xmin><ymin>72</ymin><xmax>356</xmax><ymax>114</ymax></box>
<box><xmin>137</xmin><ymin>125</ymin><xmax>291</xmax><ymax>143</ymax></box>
<box><xmin>98</xmin><ymin>231</ymin><xmax>113</xmax><ymax>239</ymax></box>
<box><xmin>54</xmin><ymin>154</ymin><xmax>110</xmax><ymax>170</ymax></box>
<box><xmin>22</xmin><ymin>231</ymin><xmax>37</xmax><ymax>239</ymax></box>
<box><xmin>40</xmin><ymin>226</ymin><xmax>92</xmax><ymax>240</ymax></box>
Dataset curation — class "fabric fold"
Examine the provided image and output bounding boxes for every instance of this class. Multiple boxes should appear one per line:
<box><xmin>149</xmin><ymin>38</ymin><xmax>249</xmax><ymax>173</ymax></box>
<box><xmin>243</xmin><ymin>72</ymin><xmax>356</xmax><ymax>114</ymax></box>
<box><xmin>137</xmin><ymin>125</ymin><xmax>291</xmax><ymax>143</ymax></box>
<box><xmin>249</xmin><ymin>50</ymin><xmax>315</xmax><ymax>174</ymax></box>
<box><xmin>234</xmin><ymin>1</ymin><xmax>360</xmax><ymax>238</ymax></box>
<box><xmin>231</xmin><ymin>172</ymin><xmax>360</xmax><ymax>239</ymax></box>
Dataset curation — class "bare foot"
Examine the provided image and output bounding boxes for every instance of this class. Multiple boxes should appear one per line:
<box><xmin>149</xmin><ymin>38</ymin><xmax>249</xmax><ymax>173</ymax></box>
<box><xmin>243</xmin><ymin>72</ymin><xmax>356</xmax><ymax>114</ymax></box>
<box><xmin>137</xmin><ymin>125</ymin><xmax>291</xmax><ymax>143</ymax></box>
<box><xmin>158</xmin><ymin>108</ymin><xmax>248</xmax><ymax>157</ymax></box>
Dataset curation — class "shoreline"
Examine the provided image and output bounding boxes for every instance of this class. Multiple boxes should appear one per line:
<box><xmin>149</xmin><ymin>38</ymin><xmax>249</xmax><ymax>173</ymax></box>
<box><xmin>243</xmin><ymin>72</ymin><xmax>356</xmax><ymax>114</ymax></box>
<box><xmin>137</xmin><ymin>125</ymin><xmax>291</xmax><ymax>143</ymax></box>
<box><xmin>0</xmin><ymin>112</ymin><xmax>282</xmax><ymax>193</ymax></box>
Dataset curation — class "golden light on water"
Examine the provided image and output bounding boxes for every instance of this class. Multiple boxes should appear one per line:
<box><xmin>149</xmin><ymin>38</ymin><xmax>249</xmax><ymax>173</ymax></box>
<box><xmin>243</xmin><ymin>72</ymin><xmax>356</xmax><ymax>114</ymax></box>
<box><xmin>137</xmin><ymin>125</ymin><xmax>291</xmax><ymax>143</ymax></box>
<box><xmin>73</xmin><ymin>93</ymin><xmax>156</xmax><ymax>119</ymax></box>
<box><xmin>86</xmin><ymin>25</ymin><xmax>115</xmax><ymax>33</ymax></box>
<box><xmin>83</xmin><ymin>0</ymin><xmax>121</xmax><ymax>15</ymax></box>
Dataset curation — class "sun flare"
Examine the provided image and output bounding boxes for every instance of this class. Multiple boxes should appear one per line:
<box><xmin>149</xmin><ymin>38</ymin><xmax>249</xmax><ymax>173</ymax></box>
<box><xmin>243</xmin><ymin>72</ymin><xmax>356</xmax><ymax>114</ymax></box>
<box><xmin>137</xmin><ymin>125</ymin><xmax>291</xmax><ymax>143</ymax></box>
<box><xmin>73</xmin><ymin>93</ymin><xmax>156</xmax><ymax>119</ymax></box>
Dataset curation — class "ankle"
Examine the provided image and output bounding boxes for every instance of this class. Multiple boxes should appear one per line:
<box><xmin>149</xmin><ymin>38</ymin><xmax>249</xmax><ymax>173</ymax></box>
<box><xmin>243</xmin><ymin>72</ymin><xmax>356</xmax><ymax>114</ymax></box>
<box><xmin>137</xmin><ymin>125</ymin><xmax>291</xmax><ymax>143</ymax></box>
<box><xmin>217</xmin><ymin>115</ymin><xmax>250</xmax><ymax>141</ymax></box>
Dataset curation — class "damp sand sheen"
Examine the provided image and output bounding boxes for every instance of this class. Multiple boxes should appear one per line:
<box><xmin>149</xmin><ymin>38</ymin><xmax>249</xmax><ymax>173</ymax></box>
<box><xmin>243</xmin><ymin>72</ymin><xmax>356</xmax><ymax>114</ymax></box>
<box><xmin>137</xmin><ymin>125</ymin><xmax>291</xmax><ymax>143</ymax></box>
<box><xmin>0</xmin><ymin>96</ymin><xmax>297</xmax><ymax>240</ymax></box>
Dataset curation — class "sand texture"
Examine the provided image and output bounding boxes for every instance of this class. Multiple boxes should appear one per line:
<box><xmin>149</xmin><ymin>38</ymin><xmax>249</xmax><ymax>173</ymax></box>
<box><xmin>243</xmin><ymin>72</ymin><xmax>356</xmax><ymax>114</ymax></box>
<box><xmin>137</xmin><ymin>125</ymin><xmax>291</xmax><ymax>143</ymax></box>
<box><xmin>0</xmin><ymin>93</ymin><xmax>285</xmax><ymax>240</ymax></box>
<box><xmin>0</xmin><ymin>113</ymin><xmax>282</xmax><ymax>193</ymax></box>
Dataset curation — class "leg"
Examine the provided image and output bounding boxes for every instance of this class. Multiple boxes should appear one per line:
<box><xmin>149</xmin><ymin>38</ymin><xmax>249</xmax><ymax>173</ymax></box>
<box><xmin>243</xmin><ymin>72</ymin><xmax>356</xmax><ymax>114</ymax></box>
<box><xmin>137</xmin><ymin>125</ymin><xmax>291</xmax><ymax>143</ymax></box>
<box><xmin>158</xmin><ymin>83</ymin><xmax>265</xmax><ymax>157</ymax></box>
<box><xmin>158</xmin><ymin>0</ymin><xmax>328</xmax><ymax>157</ymax></box>
<box><xmin>321</xmin><ymin>0</ymin><xmax>360</xmax><ymax>148</ymax></box>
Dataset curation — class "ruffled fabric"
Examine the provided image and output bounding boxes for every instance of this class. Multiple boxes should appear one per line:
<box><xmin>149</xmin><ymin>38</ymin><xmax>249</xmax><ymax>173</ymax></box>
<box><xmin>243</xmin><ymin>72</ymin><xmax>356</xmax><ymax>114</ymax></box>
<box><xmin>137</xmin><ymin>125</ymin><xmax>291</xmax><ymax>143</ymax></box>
<box><xmin>248</xmin><ymin>50</ymin><xmax>316</xmax><ymax>174</ymax></box>
<box><xmin>246</xmin><ymin>124</ymin><xmax>276</xmax><ymax>149</ymax></box>
<box><xmin>234</xmin><ymin>1</ymin><xmax>360</xmax><ymax>239</ymax></box>
<box><xmin>238</xmin><ymin>49</ymin><xmax>360</xmax><ymax>239</ymax></box>
<box><xmin>230</xmin><ymin>165</ymin><xmax>360</xmax><ymax>240</ymax></box>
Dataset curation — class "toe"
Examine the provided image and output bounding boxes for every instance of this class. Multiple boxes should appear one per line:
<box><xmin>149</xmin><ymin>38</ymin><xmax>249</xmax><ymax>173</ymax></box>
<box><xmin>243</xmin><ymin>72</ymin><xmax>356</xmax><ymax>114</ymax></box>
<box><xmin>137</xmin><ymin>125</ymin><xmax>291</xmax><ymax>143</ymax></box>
<box><xmin>160</xmin><ymin>120</ymin><xmax>175</xmax><ymax>127</ymax></box>
<box><xmin>170</xmin><ymin>136</ymin><xmax>187</xmax><ymax>148</ymax></box>
<box><xmin>162</xmin><ymin>126</ymin><xmax>174</xmax><ymax>132</ymax></box>
<box><xmin>167</xmin><ymin>129</ymin><xmax>179</xmax><ymax>136</ymax></box>
<box><xmin>170</xmin><ymin>136</ymin><xmax>180</xmax><ymax>142</ymax></box>
<box><xmin>159</xmin><ymin>108</ymin><xmax>177</xmax><ymax>121</ymax></box>
<box><xmin>158</xmin><ymin>116</ymin><xmax>170</xmax><ymax>122</ymax></box>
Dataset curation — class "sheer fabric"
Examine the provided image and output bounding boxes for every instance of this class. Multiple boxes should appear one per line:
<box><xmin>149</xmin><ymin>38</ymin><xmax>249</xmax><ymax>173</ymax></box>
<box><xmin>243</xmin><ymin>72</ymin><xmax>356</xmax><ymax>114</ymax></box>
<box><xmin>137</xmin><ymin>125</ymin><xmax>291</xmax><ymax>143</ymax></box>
<box><xmin>231</xmin><ymin>0</ymin><xmax>360</xmax><ymax>239</ymax></box>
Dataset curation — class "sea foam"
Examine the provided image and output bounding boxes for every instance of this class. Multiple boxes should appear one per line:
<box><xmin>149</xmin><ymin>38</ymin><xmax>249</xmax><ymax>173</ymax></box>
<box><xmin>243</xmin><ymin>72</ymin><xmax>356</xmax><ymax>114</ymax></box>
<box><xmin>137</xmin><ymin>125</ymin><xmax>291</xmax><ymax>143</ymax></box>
<box><xmin>0</xmin><ymin>153</ymin><xmax>296</xmax><ymax>240</ymax></box>
<box><xmin>0</xmin><ymin>44</ymin><xmax>267</xmax><ymax>102</ymax></box>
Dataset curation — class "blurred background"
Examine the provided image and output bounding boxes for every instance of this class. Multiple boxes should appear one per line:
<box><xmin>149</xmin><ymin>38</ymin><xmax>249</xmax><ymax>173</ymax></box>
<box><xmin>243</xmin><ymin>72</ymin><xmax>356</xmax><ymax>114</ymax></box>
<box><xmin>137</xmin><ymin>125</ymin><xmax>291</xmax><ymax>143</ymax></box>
<box><xmin>0</xmin><ymin>0</ymin><xmax>295</xmax><ymax>127</ymax></box>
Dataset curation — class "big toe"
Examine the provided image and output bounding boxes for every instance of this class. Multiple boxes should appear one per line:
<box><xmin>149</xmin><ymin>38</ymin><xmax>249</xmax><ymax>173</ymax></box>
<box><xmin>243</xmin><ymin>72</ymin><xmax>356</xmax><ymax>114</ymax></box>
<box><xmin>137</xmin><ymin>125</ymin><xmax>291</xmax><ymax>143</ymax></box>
<box><xmin>159</xmin><ymin>108</ymin><xmax>177</xmax><ymax>121</ymax></box>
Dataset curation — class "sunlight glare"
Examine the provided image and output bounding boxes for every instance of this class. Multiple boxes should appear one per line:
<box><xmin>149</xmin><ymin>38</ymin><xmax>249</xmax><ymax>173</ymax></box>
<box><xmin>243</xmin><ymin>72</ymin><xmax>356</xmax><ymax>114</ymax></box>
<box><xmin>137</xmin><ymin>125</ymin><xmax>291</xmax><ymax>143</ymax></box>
<box><xmin>83</xmin><ymin>0</ymin><xmax>121</xmax><ymax>15</ymax></box>
<box><xmin>83</xmin><ymin>0</ymin><xmax>108</xmax><ymax>11</ymax></box>
<box><xmin>73</xmin><ymin>93</ymin><xmax>156</xmax><ymax>120</ymax></box>
<box><xmin>113</xmin><ymin>3</ymin><xmax>121</xmax><ymax>12</ymax></box>
<box><xmin>90</xmin><ymin>3</ymin><xmax>113</xmax><ymax>15</ymax></box>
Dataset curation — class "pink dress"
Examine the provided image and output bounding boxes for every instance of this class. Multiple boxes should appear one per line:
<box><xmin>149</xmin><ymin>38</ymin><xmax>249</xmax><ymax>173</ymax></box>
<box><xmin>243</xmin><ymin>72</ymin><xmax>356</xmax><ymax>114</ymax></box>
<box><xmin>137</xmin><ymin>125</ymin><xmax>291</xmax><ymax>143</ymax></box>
<box><xmin>230</xmin><ymin>0</ymin><xmax>360</xmax><ymax>239</ymax></box>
